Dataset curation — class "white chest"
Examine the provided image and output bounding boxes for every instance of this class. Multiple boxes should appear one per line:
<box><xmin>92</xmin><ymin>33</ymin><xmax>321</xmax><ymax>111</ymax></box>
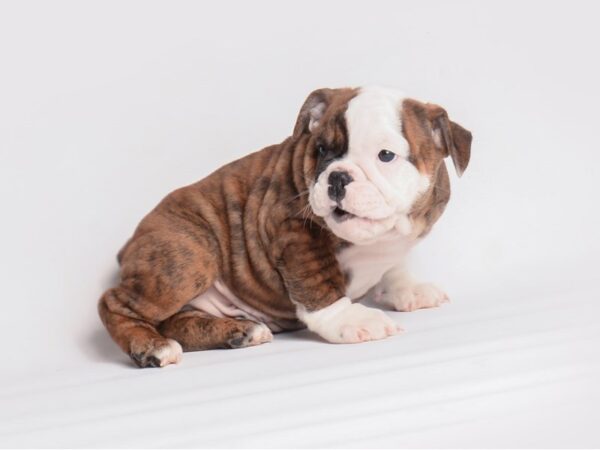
<box><xmin>336</xmin><ymin>236</ymin><xmax>413</xmax><ymax>300</ymax></box>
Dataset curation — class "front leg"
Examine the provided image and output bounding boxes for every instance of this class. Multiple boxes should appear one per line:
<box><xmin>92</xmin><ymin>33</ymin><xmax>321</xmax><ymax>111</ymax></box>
<box><xmin>371</xmin><ymin>266</ymin><xmax>449</xmax><ymax>312</ymax></box>
<box><xmin>275</xmin><ymin>223</ymin><xmax>400</xmax><ymax>343</ymax></box>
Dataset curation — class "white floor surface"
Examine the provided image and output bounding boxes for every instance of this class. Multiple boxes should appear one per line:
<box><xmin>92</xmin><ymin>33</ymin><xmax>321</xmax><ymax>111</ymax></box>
<box><xmin>2</xmin><ymin>284</ymin><xmax>598</xmax><ymax>448</ymax></box>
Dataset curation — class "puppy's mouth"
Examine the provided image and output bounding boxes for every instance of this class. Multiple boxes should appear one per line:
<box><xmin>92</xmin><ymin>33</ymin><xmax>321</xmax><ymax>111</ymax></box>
<box><xmin>329</xmin><ymin>205</ymin><xmax>391</xmax><ymax>225</ymax></box>
<box><xmin>332</xmin><ymin>206</ymin><xmax>354</xmax><ymax>222</ymax></box>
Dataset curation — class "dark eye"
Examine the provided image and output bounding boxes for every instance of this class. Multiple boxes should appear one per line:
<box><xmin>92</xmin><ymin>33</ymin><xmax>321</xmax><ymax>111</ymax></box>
<box><xmin>316</xmin><ymin>143</ymin><xmax>327</xmax><ymax>157</ymax></box>
<box><xmin>378</xmin><ymin>149</ymin><xmax>396</xmax><ymax>162</ymax></box>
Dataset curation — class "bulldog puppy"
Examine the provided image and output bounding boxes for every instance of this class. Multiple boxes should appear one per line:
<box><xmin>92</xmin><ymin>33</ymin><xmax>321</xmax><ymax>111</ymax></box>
<box><xmin>98</xmin><ymin>86</ymin><xmax>472</xmax><ymax>368</ymax></box>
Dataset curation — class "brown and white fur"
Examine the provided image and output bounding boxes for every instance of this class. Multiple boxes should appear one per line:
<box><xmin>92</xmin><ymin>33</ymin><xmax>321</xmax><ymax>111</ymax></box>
<box><xmin>98</xmin><ymin>86</ymin><xmax>472</xmax><ymax>367</ymax></box>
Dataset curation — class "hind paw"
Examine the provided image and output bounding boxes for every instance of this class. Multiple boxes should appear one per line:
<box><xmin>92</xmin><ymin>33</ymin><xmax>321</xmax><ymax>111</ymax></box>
<box><xmin>130</xmin><ymin>338</ymin><xmax>183</xmax><ymax>368</ymax></box>
<box><xmin>227</xmin><ymin>322</ymin><xmax>273</xmax><ymax>349</ymax></box>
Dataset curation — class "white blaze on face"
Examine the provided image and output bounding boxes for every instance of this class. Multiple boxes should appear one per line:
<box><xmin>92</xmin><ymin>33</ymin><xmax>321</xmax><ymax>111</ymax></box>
<box><xmin>309</xmin><ymin>86</ymin><xmax>430</xmax><ymax>244</ymax></box>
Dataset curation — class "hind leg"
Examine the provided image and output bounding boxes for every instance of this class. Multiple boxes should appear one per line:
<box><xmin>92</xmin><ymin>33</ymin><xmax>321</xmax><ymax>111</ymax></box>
<box><xmin>98</xmin><ymin>229</ymin><xmax>218</xmax><ymax>368</ymax></box>
<box><xmin>98</xmin><ymin>290</ymin><xmax>184</xmax><ymax>368</ymax></box>
<box><xmin>159</xmin><ymin>310</ymin><xmax>273</xmax><ymax>352</ymax></box>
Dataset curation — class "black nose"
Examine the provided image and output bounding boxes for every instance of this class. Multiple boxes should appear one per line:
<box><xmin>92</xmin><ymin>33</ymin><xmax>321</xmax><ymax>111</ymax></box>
<box><xmin>328</xmin><ymin>171</ymin><xmax>353</xmax><ymax>201</ymax></box>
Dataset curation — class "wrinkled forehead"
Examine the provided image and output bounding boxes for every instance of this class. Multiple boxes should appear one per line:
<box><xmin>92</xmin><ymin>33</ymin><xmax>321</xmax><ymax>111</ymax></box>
<box><xmin>344</xmin><ymin>86</ymin><xmax>409</xmax><ymax>159</ymax></box>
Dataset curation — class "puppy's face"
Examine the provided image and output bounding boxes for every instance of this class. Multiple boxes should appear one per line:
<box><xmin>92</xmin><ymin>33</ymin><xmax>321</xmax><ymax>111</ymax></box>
<box><xmin>294</xmin><ymin>86</ymin><xmax>472</xmax><ymax>245</ymax></box>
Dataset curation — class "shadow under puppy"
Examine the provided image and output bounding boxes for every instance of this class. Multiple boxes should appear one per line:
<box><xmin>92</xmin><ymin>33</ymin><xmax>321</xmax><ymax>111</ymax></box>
<box><xmin>98</xmin><ymin>86</ymin><xmax>472</xmax><ymax>368</ymax></box>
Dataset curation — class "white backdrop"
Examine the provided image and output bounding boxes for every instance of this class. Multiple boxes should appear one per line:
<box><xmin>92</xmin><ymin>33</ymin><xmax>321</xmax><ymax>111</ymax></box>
<box><xmin>1</xmin><ymin>1</ymin><xmax>599</xmax><ymax>447</ymax></box>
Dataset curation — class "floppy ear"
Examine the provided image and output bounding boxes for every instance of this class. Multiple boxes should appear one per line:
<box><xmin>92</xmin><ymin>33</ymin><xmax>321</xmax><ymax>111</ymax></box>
<box><xmin>426</xmin><ymin>104</ymin><xmax>472</xmax><ymax>177</ymax></box>
<box><xmin>293</xmin><ymin>88</ymin><xmax>334</xmax><ymax>138</ymax></box>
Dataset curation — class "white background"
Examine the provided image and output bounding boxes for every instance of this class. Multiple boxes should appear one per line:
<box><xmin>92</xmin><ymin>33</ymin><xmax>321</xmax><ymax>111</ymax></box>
<box><xmin>1</xmin><ymin>0</ymin><xmax>599</xmax><ymax>447</ymax></box>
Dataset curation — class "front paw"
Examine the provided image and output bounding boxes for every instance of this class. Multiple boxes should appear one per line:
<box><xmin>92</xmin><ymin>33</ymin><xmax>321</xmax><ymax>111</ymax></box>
<box><xmin>299</xmin><ymin>298</ymin><xmax>401</xmax><ymax>344</ymax></box>
<box><xmin>380</xmin><ymin>282</ymin><xmax>449</xmax><ymax>312</ymax></box>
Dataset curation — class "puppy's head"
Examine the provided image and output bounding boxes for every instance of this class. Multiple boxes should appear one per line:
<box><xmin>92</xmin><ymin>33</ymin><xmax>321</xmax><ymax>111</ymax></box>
<box><xmin>294</xmin><ymin>86</ymin><xmax>472</xmax><ymax>245</ymax></box>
